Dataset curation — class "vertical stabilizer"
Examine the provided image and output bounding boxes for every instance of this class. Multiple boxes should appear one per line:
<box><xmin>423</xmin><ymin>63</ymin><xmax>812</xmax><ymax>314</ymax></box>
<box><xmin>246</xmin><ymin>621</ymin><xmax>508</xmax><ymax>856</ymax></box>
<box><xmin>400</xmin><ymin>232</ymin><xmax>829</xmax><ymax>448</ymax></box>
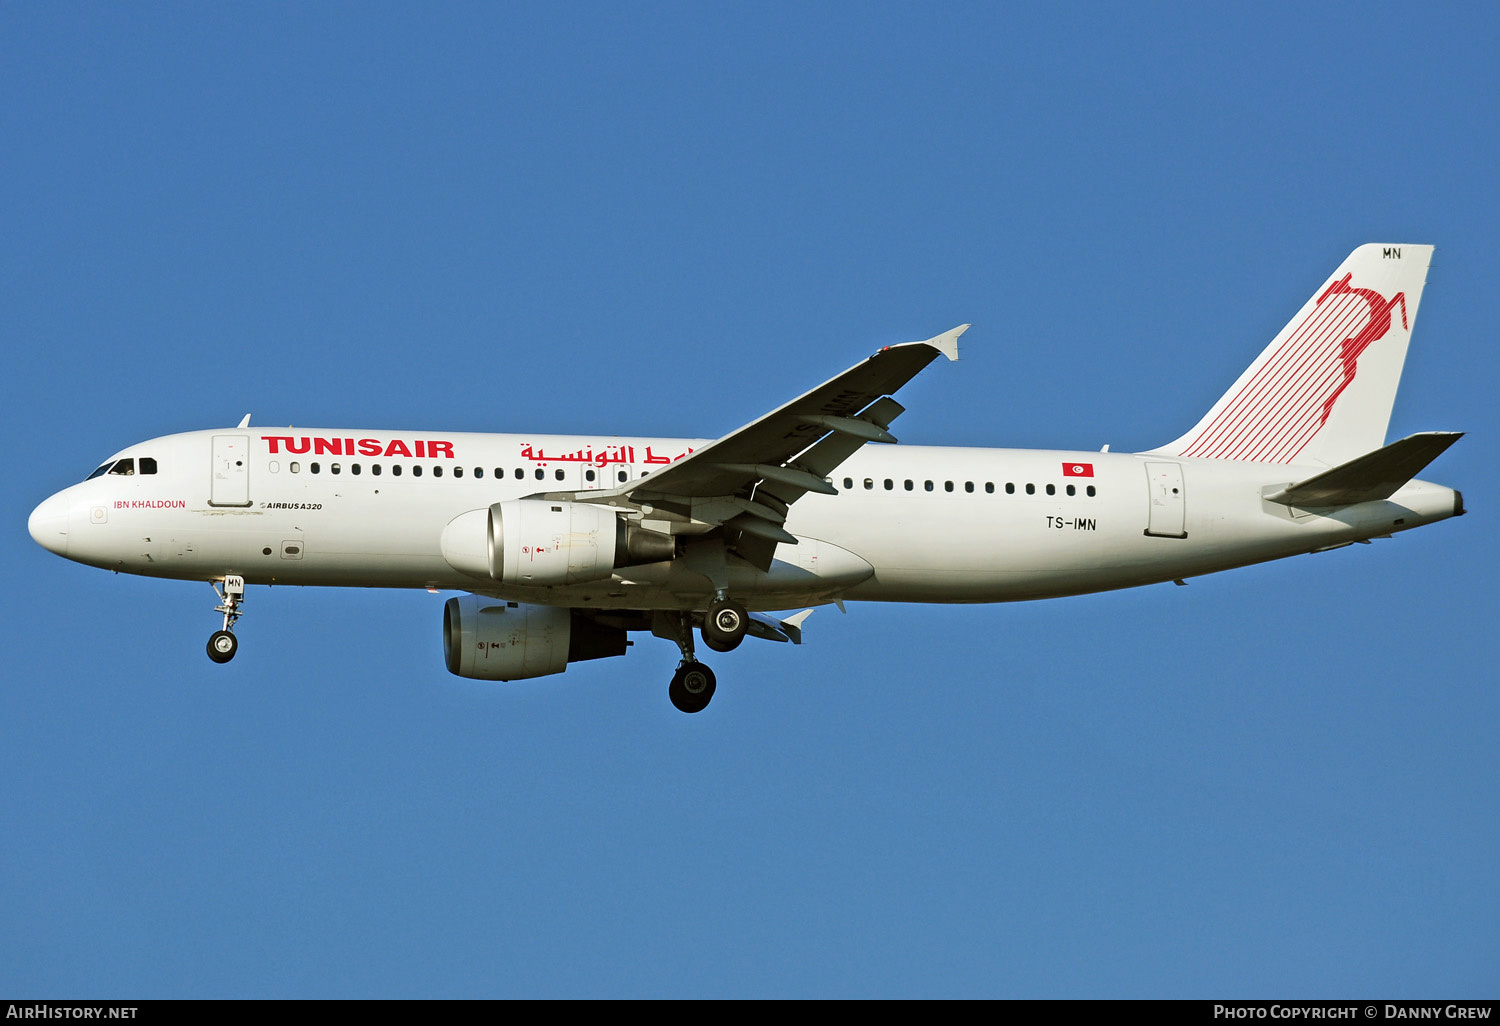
<box><xmin>1151</xmin><ymin>244</ymin><xmax>1433</xmax><ymax>467</ymax></box>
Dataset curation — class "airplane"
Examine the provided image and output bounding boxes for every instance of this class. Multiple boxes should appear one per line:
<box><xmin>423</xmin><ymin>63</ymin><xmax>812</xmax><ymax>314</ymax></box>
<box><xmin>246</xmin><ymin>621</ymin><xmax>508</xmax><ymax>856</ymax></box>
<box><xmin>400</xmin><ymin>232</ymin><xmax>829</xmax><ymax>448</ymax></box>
<box><xmin>27</xmin><ymin>244</ymin><xmax>1464</xmax><ymax>713</ymax></box>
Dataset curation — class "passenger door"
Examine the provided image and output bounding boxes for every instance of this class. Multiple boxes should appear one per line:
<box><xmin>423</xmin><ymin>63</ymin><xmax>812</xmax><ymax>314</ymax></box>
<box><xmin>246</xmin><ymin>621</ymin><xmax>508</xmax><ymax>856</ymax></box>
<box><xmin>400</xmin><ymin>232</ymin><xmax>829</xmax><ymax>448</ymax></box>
<box><xmin>1144</xmin><ymin>462</ymin><xmax>1187</xmax><ymax>538</ymax></box>
<box><xmin>209</xmin><ymin>435</ymin><xmax>252</xmax><ymax>507</ymax></box>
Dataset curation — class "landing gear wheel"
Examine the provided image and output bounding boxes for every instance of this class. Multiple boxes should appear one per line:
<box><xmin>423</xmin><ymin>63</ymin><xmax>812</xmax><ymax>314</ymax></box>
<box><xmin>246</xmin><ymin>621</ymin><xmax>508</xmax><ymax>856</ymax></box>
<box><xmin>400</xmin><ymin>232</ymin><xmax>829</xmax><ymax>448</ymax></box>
<box><xmin>207</xmin><ymin>630</ymin><xmax>238</xmax><ymax>664</ymax></box>
<box><xmin>701</xmin><ymin>598</ymin><xmax>748</xmax><ymax>653</ymax></box>
<box><xmin>668</xmin><ymin>661</ymin><xmax>716</xmax><ymax>713</ymax></box>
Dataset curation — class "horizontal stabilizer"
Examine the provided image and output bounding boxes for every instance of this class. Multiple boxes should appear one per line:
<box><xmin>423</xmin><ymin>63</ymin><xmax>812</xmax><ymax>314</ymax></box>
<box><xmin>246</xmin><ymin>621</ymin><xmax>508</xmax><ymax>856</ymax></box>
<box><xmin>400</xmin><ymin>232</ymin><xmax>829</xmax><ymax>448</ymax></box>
<box><xmin>1265</xmin><ymin>432</ymin><xmax>1462</xmax><ymax>507</ymax></box>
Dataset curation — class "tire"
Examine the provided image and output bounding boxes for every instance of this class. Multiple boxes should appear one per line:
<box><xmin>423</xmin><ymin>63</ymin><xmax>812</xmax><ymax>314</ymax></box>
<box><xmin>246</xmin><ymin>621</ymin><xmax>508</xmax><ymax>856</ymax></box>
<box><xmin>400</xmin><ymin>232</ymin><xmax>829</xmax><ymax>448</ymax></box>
<box><xmin>207</xmin><ymin>630</ymin><xmax>238</xmax><ymax>664</ymax></box>
<box><xmin>668</xmin><ymin>662</ymin><xmax>716</xmax><ymax>713</ymax></box>
<box><xmin>700</xmin><ymin>598</ymin><xmax>747</xmax><ymax>653</ymax></box>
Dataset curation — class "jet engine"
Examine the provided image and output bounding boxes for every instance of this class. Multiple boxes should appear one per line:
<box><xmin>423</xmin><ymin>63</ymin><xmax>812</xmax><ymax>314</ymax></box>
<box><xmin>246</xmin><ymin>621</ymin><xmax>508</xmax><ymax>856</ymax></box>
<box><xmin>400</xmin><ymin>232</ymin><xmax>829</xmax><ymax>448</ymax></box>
<box><xmin>443</xmin><ymin>595</ymin><xmax>627</xmax><ymax>681</ymax></box>
<box><xmin>440</xmin><ymin>499</ymin><xmax>676</xmax><ymax>586</ymax></box>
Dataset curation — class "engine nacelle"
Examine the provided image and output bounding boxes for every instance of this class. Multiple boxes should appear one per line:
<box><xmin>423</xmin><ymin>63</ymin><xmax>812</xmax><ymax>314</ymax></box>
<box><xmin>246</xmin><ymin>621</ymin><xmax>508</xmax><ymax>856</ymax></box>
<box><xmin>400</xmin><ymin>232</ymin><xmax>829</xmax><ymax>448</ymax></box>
<box><xmin>440</xmin><ymin>499</ymin><xmax>675</xmax><ymax>586</ymax></box>
<box><xmin>442</xmin><ymin>595</ymin><xmax>627</xmax><ymax>681</ymax></box>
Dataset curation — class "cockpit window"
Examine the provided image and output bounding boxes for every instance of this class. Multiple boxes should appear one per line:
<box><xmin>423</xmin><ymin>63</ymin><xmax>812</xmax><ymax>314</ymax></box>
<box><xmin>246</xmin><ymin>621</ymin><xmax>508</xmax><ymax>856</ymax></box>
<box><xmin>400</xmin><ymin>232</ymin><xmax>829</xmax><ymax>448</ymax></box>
<box><xmin>139</xmin><ymin>457</ymin><xmax>157</xmax><ymax>475</ymax></box>
<box><xmin>85</xmin><ymin>462</ymin><xmax>114</xmax><ymax>480</ymax></box>
<box><xmin>108</xmin><ymin>459</ymin><xmax>136</xmax><ymax>476</ymax></box>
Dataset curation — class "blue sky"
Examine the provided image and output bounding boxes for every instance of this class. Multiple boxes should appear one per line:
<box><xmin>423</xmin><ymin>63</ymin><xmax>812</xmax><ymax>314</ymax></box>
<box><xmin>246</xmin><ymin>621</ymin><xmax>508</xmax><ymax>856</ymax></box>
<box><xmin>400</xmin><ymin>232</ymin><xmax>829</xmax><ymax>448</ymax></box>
<box><xmin>3</xmin><ymin>3</ymin><xmax>1495</xmax><ymax>997</ymax></box>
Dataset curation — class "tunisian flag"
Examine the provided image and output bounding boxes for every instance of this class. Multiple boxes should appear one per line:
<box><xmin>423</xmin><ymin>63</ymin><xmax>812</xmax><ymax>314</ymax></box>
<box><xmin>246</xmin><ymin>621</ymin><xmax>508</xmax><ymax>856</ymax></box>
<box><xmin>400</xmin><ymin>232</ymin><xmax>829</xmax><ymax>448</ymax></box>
<box><xmin>1062</xmin><ymin>462</ymin><xmax>1094</xmax><ymax>477</ymax></box>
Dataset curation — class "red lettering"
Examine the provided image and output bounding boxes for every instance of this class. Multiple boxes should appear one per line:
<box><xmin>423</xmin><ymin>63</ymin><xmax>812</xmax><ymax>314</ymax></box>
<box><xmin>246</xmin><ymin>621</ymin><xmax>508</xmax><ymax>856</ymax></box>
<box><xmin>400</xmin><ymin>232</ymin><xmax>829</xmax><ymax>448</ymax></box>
<box><xmin>262</xmin><ymin>434</ymin><xmax>454</xmax><ymax>458</ymax></box>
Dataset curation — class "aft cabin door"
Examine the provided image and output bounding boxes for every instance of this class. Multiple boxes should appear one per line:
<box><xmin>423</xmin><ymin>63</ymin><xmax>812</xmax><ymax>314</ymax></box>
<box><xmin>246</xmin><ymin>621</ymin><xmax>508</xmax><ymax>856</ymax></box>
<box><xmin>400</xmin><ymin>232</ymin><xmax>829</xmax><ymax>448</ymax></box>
<box><xmin>210</xmin><ymin>434</ymin><xmax>252</xmax><ymax>507</ymax></box>
<box><xmin>1144</xmin><ymin>462</ymin><xmax>1187</xmax><ymax>538</ymax></box>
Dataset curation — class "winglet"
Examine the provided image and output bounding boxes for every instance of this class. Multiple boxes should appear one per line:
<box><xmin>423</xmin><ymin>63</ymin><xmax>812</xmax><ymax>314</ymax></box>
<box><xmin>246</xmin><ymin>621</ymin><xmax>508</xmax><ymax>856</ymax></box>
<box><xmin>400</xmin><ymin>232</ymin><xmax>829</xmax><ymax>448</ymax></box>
<box><xmin>922</xmin><ymin>324</ymin><xmax>968</xmax><ymax>362</ymax></box>
<box><xmin>780</xmin><ymin>608</ymin><xmax>815</xmax><ymax>645</ymax></box>
<box><xmin>783</xmin><ymin>608</ymin><xmax>815</xmax><ymax>629</ymax></box>
<box><xmin>745</xmin><ymin>608</ymin><xmax>815</xmax><ymax>645</ymax></box>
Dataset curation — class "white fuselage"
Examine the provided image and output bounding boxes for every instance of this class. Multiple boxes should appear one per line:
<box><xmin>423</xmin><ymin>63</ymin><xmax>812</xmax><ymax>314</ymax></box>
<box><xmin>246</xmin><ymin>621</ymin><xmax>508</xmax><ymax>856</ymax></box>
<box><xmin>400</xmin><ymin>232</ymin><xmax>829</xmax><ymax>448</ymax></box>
<box><xmin>28</xmin><ymin>428</ymin><xmax>1463</xmax><ymax>611</ymax></box>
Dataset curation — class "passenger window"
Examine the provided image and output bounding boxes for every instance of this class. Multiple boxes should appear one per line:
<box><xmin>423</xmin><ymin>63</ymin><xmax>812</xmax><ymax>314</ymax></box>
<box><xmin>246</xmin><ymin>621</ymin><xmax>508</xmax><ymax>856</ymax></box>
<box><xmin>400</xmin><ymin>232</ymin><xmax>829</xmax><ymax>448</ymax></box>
<box><xmin>945</xmin><ymin>481</ymin><xmax>954</xmax><ymax>492</ymax></box>
<box><xmin>585</xmin><ymin>469</ymin><xmax>595</xmax><ymax>482</ymax></box>
<box><xmin>1045</xmin><ymin>484</ymin><xmax>1055</xmax><ymax>495</ymax></box>
<box><xmin>413</xmin><ymin>465</ymin><xmax>423</xmax><ymax>478</ymax></box>
<box><xmin>475</xmin><ymin>468</ymin><xmax>483</xmax><ymax>479</ymax></box>
<box><xmin>139</xmin><ymin>458</ymin><xmax>158</xmax><ymax>475</ymax></box>
<box><xmin>884</xmin><ymin>479</ymin><xmax>893</xmax><ymax>490</ymax></box>
<box><xmin>515</xmin><ymin>468</ymin><xmax>524</xmax><ymax>480</ymax></box>
<box><xmin>454</xmin><ymin>466</ymin><xmax>463</xmax><ymax>478</ymax></box>
<box><xmin>372</xmin><ymin>464</ymin><xmax>381</xmax><ymax>476</ymax></box>
<box><xmin>351</xmin><ymin>464</ymin><xmax>361</xmax><ymax>475</ymax></box>
<box><xmin>290</xmin><ymin>462</ymin><xmax>300</xmax><ymax>474</ymax></box>
<box><xmin>1086</xmin><ymin>485</ymin><xmax>1096</xmax><ymax>497</ymax></box>
<box><xmin>433</xmin><ymin>466</ymin><xmax>443</xmax><ymax>478</ymax></box>
<box><xmin>985</xmin><ymin>482</ymin><xmax>994</xmax><ymax>494</ymax></box>
<box><xmin>331</xmin><ymin>463</ymin><xmax>341</xmax><ymax>475</ymax></box>
<box><xmin>923</xmin><ymin>480</ymin><xmax>933</xmax><ymax>492</ymax></box>
<box><xmin>1005</xmin><ymin>483</ymin><xmax>1015</xmax><ymax>494</ymax></box>
<box><xmin>864</xmin><ymin>479</ymin><xmax>874</xmax><ymax>490</ymax></box>
<box><xmin>1025</xmin><ymin>483</ymin><xmax>1035</xmax><ymax>495</ymax></box>
<box><xmin>617</xmin><ymin>470</ymin><xmax>627</xmax><ymax>483</ymax></box>
<box><xmin>109</xmin><ymin>459</ymin><xmax>135</xmax><ymax>476</ymax></box>
<box><xmin>392</xmin><ymin>465</ymin><xmax>402</xmax><ymax>477</ymax></box>
<box><xmin>1066</xmin><ymin>484</ymin><xmax>1075</xmax><ymax>496</ymax></box>
<box><xmin>964</xmin><ymin>482</ymin><xmax>974</xmax><ymax>493</ymax></box>
<box><xmin>535</xmin><ymin>469</ymin><xmax>544</xmax><ymax>480</ymax></box>
<box><xmin>904</xmin><ymin>480</ymin><xmax>914</xmax><ymax>491</ymax></box>
<box><xmin>555</xmin><ymin>469</ymin><xmax>565</xmax><ymax>481</ymax></box>
<box><xmin>844</xmin><ymin>477</ymin><xmax>853</xmax><ymax>489</ymax></box>
<box><xmin>311</xmin><ymin>462</ymin><xmax>321</xmax><ymax>474</ymax></box>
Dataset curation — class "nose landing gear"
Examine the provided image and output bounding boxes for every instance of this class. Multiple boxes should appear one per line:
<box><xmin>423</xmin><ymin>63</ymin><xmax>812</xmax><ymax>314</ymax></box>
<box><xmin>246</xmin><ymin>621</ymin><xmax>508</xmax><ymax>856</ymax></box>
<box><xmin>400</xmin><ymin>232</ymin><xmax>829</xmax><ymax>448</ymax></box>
<box><xmin>207</xmin><ymin>575</ymin><xmax>245</xmax><ymax>664</ymax></box>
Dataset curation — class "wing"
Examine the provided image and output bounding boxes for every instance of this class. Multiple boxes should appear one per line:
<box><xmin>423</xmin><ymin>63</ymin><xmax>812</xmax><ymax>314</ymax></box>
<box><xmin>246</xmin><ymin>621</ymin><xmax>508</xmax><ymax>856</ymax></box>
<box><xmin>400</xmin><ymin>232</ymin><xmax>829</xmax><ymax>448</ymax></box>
<box><xmin>546</xmin><ymin>324</ymin><xmax>967</xmax><ymax>569</ymax></box>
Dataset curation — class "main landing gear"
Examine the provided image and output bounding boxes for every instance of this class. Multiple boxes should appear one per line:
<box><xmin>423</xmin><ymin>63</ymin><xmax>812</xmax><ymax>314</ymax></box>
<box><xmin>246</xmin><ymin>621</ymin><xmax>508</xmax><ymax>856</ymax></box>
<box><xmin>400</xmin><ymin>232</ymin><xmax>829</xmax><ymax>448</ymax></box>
<box><xmin>661</xmin><ymin>610</ymin><xmax>718</xmax><ymax>714</ymax></box>
<box><xmin>669</xmin><ymin>661</ymin><xmax>716</xmax><ymax>715</ymax></box>
<box><xmin>207</xmin><ymin>575</ymin><xmax>245</xmax><ymax>664</ymax></box>
<box><xmin>700</xmin><ymin>594</ymin><xmax>748</xmax><ymax>653</ymax></box>
<box><xmin>659</xmin><ymin>595</ymin><xmax>753</xmax><ymax>712</ymax></box>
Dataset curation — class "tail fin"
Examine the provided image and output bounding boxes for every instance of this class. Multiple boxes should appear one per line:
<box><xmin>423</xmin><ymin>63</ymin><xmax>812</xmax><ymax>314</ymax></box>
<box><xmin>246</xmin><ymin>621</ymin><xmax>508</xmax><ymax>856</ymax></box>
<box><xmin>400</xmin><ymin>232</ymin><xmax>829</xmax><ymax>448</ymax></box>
<box><xmin>1152</xmin><ymin>244</ymin><xmax>1433</xmax><ymax>467</ymax></box>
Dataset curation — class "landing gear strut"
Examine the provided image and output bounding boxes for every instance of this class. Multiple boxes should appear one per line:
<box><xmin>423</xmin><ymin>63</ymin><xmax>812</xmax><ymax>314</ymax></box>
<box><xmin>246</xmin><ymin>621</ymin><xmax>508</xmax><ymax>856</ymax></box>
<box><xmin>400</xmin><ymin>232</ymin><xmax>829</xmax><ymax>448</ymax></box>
<box><xmin>207</xmin><ymin>575</ymin><xmax>245</xmax><ymax>664</ymax></box>
<box><xmin>660</xmin><ymin>611</ymin><xmax>717</xmax><ymax>713</ymax></box>
<box><xmin>701</xmin><ymin>594</ymin><xmax>748</xmax><ymax>653</ymax></box>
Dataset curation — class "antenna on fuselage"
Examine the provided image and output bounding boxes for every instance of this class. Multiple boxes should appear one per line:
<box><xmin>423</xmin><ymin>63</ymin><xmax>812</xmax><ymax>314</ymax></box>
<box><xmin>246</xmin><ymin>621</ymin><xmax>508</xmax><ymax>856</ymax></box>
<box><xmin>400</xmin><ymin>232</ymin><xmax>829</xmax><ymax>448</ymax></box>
<box><xmin>237</xmin><ymin>414</ymin><xmax>251</xmax><ymax>428</ymax></box>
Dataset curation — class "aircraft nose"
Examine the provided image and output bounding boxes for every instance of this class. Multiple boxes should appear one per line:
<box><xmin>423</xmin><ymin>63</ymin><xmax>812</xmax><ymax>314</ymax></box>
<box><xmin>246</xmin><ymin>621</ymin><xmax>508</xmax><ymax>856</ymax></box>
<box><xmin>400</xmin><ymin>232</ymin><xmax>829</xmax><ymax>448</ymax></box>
<box><xmin>28</xmin><ymin>493</ymin><xmax>70</xmax><ymax>557</ymax></box>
